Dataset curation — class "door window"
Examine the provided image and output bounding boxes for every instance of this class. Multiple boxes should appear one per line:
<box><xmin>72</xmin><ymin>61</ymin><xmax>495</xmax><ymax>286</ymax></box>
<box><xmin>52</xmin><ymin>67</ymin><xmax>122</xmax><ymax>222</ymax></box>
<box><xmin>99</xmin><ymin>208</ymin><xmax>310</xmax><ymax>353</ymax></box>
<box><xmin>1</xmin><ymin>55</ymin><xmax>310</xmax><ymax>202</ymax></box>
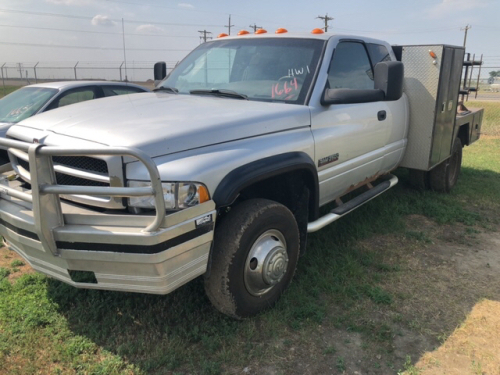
<box><xmin>327</xmin><ymin>42</ymin><xmax>374</xmax><ymax>90</ymax></box>
<box><xmin>49</xmin><ymin>87</ymin><xmax>97</xmax><ymax>110</ymax></box>
<box><xmin>366</xmin><ymin>43</ymin><xmax>392</xmax><ymax>67</ymax></box>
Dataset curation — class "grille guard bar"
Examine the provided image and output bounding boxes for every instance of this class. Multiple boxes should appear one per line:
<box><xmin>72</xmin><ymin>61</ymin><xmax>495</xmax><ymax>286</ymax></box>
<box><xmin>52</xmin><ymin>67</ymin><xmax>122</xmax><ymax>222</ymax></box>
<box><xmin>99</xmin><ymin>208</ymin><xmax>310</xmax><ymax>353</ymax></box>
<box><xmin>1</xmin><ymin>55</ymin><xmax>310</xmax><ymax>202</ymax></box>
<box><xmin>0</xmin><ymin>138</ymin><xmax>166</xmax><ymax>256</ymax></box>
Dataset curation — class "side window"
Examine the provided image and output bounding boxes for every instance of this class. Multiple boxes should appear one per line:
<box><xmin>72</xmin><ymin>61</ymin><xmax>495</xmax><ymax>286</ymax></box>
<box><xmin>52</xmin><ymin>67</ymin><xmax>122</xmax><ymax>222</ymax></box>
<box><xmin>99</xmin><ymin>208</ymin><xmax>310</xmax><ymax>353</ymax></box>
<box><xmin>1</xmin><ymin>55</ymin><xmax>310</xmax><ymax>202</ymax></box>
<box><xmin>327</xmin><ymin>42</ymin><xmax>374</xmax><ymax>90</ymax></box>
<box><xmin>49</xmin><ymin>87</ymin><xmax>97</xmax><ymax>110</ymax></box>
<box><xmin>366</xmin><ymin>44</ymin><xmax>392</xmax><ymax>68</ymax></box>
<box><xmin>102</xmin><ymin>86</ymin><xmax>146</xmax><ymax>97</ymax></box>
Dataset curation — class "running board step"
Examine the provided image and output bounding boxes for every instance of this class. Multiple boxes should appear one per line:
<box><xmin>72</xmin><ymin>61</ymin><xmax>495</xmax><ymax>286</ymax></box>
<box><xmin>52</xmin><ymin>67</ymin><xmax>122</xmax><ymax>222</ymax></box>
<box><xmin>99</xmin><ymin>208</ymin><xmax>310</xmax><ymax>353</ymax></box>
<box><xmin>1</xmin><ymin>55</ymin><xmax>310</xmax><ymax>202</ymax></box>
<box><xmin>307</xmin><ymin>175</ymin><xmax>398</xmax><ymax>233</ymax></box>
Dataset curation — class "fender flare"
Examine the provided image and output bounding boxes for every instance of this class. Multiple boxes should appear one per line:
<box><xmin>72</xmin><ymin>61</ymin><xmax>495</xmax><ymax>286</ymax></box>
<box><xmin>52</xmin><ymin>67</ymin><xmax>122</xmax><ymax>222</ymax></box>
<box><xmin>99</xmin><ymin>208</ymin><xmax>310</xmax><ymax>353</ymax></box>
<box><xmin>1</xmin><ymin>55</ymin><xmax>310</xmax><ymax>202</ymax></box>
<box><xmin>213</xmin><ymin>152</ymin><xmax>319</xmax><ymax>220</ymax></box>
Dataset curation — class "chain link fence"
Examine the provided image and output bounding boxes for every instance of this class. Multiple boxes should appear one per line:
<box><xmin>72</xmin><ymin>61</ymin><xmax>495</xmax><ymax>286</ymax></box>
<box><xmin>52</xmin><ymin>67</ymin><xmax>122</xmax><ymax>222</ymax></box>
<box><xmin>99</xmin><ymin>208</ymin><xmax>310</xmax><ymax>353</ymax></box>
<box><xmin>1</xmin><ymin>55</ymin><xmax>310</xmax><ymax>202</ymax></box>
<box><xmin>0</xmin><ymin>61</ymin><xmax>179</xmax><ymax>90</ymax></box>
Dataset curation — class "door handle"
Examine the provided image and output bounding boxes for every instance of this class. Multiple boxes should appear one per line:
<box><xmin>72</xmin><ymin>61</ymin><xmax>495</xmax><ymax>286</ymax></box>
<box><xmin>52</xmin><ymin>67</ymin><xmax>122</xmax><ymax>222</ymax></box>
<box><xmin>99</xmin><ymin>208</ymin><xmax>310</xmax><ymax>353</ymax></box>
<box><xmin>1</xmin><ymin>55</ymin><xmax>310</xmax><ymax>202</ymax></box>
<box><xmin>377</xmin><ymin>110</ymin><xmax>386</xmax><ymax>121</ymax></box>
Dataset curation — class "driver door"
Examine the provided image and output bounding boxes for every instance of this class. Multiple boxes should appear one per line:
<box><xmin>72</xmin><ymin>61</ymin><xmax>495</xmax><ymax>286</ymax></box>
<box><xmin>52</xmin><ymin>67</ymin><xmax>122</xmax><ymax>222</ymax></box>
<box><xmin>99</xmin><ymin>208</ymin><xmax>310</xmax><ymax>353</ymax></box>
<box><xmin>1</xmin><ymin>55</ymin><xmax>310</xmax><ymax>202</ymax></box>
<box><xmin>311</xmin><ymin>41</ymin><xmax>394</xmax><ymax>206</ymax></box>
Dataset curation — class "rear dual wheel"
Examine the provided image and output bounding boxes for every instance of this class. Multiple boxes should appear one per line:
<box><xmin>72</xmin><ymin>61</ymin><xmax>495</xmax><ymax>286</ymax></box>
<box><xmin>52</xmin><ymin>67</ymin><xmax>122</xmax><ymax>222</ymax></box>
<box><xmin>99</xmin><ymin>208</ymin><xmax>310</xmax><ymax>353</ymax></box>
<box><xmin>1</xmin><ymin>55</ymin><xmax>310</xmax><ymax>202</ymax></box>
<box><xmin>204</xmin><ymin>199</ymin><xmax>300</xmax><ymax>319</ymax></box>
<box><xmin>408</xmin><ymin>137</ymin><xmax>463</xmax><ymax>193</ymax></box>
<box><xmin>429</xmin><ymin>137</ymin><xmax>463</xmax><ymax>193</ymax></box>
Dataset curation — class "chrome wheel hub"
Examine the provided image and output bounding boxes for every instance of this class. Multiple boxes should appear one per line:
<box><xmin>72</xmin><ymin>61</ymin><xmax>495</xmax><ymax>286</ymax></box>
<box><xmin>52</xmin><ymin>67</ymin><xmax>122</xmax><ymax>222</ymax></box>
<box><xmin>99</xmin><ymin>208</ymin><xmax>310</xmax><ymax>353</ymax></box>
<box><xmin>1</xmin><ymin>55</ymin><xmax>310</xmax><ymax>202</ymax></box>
<box><xmin>244</xmin><ymin>229</ymin><xmax>289</xmax><ymax>296</ymax></box>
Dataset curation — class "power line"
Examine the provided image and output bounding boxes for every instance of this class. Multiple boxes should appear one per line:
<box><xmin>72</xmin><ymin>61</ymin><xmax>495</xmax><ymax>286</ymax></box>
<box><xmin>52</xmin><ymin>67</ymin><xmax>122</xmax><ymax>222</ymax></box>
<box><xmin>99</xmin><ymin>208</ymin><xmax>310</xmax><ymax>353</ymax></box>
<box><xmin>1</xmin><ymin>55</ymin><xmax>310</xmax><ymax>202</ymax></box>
<box><xmin>0</xmin><ymin>41</ymin><xmax>193</xmax><ymax>52</ymax></box>
<box><xmin>0</xmin><ymin>8</ymin><xmax>222</xmax><ymax>28</ymax></box>
<box><xmin>0</xmin><ymin>24</ymin><xmax>197</xmax><ymax>38</ymax></box>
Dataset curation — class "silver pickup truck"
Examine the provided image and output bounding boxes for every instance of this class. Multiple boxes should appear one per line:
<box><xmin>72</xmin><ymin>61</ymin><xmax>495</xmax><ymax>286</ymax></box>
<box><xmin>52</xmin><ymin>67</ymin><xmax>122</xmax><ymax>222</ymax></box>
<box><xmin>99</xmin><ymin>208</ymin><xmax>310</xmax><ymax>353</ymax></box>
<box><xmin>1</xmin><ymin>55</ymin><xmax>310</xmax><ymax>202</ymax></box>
<box><xmin>0</xmin><ymin>31</ymin><xmax>483</xmax><ymax>319</ymax></box>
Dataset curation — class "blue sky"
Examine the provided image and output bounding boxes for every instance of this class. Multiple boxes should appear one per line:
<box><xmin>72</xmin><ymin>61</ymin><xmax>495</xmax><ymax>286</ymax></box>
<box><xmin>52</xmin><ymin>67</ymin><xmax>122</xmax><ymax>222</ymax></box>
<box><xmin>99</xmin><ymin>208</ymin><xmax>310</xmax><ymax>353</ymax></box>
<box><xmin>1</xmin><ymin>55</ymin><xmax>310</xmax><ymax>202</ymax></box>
<box><xmin>0</xmin><ymin>0</ymin><xmax>499</xmax><ymax>76</ymax></box>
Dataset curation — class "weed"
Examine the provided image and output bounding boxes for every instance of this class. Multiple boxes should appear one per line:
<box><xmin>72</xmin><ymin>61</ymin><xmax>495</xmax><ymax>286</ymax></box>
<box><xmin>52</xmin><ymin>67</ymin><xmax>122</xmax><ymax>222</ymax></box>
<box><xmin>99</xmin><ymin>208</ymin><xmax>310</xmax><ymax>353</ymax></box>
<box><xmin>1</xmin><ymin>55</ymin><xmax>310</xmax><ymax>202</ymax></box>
<box><xmin>10</xmin><ymin>259</ymin><xmax>24</xmax><ymax>268</ymax></box>
<box><xmin>398</xmin><ymin>355</ymin><xmax>421</xmax><ymax>375</ymax></box>
<box><xmin>336</xmin><ymin>356</ymin><xmax>346</xmax><ymax>372</ymax></box>
<box><xmin>323</xmin><ymin>345</ymin><xmax>336</xmax><ymax>355</ymax></box>
<box><xmin>0</xmin><ymin>267</ymin><xmax>10</xmax><ymax>279</ymax></box>
<box><xmin>405</xmin><ymin>231</ymin><xmax>432</xmax><ymax>243</ymax></box>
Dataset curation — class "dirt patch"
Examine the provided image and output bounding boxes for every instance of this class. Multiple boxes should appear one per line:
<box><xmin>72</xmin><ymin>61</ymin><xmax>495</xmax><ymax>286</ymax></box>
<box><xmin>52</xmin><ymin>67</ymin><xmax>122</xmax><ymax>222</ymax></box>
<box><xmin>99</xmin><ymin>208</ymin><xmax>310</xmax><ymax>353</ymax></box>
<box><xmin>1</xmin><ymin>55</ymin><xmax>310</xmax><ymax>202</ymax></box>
<box><xmin>238</xmin><ymin>216</ymin><xmax>500</xmax><ymax>375</ymax></box>
<box><xmin>415</xmin><ymin>299</ymin><xmax>500</xmax><ymax>375</ymax></box>
<box><xmin>0</xmin><ymin>246</ymin><xmax>34</xmax><ymax>281</ymax></box>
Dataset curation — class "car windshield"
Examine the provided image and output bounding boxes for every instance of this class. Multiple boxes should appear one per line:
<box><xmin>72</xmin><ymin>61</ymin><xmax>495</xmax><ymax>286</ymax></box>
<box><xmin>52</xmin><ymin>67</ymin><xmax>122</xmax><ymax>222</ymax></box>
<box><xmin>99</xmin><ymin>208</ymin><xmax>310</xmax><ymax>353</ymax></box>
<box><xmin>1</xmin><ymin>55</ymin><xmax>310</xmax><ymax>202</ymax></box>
<box><xmin>160</xmin><ymin>37</ymin><xmax>325</xmax><ymax>104</ymax></box>
<box><xmin>0</xmin><ymin>87</ymin><xmax>58</xmax><ymax>123</ymax></box>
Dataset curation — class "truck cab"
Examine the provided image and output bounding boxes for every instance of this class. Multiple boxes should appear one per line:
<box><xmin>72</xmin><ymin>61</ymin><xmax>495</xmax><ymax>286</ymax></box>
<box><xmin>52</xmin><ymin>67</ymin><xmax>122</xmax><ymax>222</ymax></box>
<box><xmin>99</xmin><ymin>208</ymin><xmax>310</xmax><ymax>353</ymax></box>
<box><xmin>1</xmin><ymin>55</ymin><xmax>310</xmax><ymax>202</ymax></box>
<box><xmin>0</xmin><ymin>30</ymin><xmax>482</xmax><ymax>319</ymax></box>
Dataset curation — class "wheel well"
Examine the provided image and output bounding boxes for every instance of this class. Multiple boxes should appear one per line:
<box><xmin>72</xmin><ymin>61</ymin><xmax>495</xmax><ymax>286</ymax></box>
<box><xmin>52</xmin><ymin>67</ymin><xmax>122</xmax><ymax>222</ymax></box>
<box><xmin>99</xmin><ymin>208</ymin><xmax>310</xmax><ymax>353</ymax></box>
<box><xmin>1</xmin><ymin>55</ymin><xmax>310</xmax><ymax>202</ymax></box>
<box><xmin>457</xmin><ymin>123</ymin><xmax>470</xmax><ymax>146</ymax></box>
<box><xmin>234</xmin><ymin>169</ymin><xmax>317</xmax><ymax>221</ymax></box>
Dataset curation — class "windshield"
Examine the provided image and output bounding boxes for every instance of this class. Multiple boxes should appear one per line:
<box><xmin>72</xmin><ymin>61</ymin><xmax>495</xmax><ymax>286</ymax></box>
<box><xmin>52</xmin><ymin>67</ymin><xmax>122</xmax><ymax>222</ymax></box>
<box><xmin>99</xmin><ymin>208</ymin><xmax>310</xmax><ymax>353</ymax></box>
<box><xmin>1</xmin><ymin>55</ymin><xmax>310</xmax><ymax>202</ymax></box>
<box><xmin>160</xmin><ymin>37</ymin><xmax>325</xmax><ymax>104</ymax></box>
<box><xmin>0</xmin><ymin>87</ymin><xmax>58</xmax><ymax>123</ymax></box>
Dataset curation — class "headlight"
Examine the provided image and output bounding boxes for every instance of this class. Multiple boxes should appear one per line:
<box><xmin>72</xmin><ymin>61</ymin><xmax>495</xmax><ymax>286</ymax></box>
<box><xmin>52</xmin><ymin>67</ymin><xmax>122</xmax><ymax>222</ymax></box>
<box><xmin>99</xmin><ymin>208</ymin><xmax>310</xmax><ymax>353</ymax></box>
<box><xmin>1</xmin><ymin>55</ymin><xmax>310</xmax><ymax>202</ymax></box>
<box><xmin>127</xmin><ymin>181</ymin><xmax>209</xmax><ymax>210</ymax></box>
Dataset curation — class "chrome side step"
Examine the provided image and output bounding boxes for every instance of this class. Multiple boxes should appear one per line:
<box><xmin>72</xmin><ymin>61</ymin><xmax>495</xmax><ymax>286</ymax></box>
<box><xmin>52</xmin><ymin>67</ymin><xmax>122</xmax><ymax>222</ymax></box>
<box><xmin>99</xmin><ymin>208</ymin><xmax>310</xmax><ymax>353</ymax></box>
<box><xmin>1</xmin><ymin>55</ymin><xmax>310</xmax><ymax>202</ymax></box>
<box><xmin>307</xmin><ymin>175</ymin><xmax>398</xmax><ymax>233</ymax></box>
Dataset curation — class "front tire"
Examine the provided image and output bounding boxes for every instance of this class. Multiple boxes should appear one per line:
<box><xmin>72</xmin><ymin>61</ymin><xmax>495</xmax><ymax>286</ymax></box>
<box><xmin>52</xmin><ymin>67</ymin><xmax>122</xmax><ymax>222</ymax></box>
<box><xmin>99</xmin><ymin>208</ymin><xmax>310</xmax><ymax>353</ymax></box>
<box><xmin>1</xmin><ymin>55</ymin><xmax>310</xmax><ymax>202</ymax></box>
<box><xmin>429</xmin><ymin>137</ymin><xmax>463</xmax><ymax>193</ymax></box>
<box><xmin>204</xmin><ymin>199</ymin><xmax>300</xmax><ymax>319</ymax></box>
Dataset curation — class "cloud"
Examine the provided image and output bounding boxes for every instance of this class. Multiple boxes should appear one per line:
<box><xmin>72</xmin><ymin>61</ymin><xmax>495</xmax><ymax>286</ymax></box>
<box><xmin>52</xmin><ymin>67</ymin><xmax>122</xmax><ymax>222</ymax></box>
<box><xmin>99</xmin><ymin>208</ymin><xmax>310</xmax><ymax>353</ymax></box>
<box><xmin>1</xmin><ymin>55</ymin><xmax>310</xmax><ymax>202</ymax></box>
<box><xmin>178</xmin><ymin>3</ymin><xmax>194</xmax><ymax>9</ymax></box>
<box><xmin>45</xmin><ymin>0</ymin><xmax>94</xmax><ymax>5</ymax></box>
<box><xmin>427</xmin><ymin>0</ymin><xmax>489</xmax><ymax>18</ymax></box>
<box><xmin>136</xmin><ymin>24</ymin><xmax>165</xmax><ymax>34</ymax></box>
<box><xmin>91</xmin><ymin>15</ymin><xmax>116</xmax><ymax>27</ymax></box>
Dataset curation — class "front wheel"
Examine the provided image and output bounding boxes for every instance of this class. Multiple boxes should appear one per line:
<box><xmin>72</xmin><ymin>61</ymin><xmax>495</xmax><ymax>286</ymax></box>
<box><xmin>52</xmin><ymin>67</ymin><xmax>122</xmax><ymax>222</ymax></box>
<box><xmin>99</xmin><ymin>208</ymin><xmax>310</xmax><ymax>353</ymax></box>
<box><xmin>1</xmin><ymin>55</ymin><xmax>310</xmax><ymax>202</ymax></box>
<box><xmin>204</xmin><ymin>199</ymin><xmax>300</xmax><ymax>319</ymax></box>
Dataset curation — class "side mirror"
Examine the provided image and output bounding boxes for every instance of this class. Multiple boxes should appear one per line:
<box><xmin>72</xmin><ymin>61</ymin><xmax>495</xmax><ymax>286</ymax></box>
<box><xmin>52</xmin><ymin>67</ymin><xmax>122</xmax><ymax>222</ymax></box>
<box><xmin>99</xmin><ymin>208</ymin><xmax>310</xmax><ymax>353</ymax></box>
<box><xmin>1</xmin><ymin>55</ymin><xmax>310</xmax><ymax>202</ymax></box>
<box><xmin>374</xmin><ymin>61</ymin><xmax>404</xmax><ymax>101</ymax></box>
<box><xmin>321</xmin><ymin>60</ymin><xmax>404</xmax><ymax>106</ymax></box>
<box><xmin>154</xmin><ymin>62</ymin><xmax>167</xmax><ymax>82</ymax></box>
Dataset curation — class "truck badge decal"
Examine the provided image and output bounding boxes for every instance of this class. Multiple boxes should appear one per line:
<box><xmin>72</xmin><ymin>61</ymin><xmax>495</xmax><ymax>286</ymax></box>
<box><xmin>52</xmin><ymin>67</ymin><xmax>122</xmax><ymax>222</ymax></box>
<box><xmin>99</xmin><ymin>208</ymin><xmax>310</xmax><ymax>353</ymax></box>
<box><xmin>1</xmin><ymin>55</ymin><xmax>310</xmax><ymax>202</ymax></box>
<box><xmin>318</xmin><ymin>153</ymin><xmax>339</xmax><ymax>167</ymax></box>
<box><xmin>195</xmin><ymin>214</ymin><xmax>213</xmax><ymax>228</ymax></box>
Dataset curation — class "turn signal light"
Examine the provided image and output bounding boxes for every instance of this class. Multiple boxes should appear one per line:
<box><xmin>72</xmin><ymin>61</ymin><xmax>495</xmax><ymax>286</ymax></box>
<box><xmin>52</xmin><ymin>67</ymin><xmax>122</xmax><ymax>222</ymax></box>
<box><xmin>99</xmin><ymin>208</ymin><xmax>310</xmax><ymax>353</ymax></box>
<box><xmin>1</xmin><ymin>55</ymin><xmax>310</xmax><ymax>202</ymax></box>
<box><xmin>198</xmin><ymin>185</ymin><xmax>210</xmax><ymax>203</ymax></box>
<box><xmin>429</xmin><ymin>50</ymin><xmax>437</xmax><ymax>59</ymax></box>
<box><xmin>311</xmin><ymin>28</ymin><xmax>324</xmax><ymax>34</ymax></box>
<box><xmin>218</xmin><ymin>33</ymin><xmax>228</xmax><ymax>38</ymax></box>
<box><xmin>238</xmin><ymin>30</ymin><xmax>250</xmax><ymax>35</ymax></box>
<box><xmin>275</xmin><ymin>28</ymin><xmax>288</xmax><ymax>34</ymax></box>
<box><xmin>255</xmin><ymin>29</ymin><xmax>267</xmax><ymax>34</ymax></box>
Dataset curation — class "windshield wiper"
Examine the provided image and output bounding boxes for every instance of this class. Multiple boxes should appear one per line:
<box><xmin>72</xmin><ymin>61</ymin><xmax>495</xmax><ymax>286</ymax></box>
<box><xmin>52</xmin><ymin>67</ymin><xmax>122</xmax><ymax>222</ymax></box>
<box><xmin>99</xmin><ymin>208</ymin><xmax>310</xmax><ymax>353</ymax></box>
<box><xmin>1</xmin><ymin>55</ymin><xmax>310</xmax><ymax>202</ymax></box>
<box><xmin>153</xmin><ymin>86</ymin><xmax>178</xmax><ymax>93</ymax></box>
<box><xmin>189</xmin><ymin>89</ymin><xmax>248</xmax><ymax>100</ymax></box>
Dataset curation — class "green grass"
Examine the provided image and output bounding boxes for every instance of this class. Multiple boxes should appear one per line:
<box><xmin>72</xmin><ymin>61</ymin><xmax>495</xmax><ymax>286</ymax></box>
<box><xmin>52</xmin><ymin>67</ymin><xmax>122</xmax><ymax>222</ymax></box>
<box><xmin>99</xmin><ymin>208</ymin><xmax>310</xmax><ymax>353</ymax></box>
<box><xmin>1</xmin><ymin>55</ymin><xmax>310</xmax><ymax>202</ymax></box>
<box><xmin>0</xmin><ymin>105</ymin><xmax>499</xmax><ymax>373</ymax></box>
<box><xmin>469</xmin><ymin>101</ymin><xmax>500</xmax><ymax>136</ymax></box>
<box><xmin>0</xmin><ymin>85</ymin><xmax>19</xmax><ymax>99</ymax></box>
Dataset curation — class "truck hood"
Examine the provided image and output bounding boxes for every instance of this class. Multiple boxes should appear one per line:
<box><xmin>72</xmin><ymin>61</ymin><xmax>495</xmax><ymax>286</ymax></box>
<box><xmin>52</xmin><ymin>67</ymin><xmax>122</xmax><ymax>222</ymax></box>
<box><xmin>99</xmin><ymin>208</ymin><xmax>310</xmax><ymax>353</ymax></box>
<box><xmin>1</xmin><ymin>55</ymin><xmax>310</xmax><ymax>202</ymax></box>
<box><xmin>9</xmin><ymin>92</ymin><xmax>311</xmax><ymax>157</ymax></box>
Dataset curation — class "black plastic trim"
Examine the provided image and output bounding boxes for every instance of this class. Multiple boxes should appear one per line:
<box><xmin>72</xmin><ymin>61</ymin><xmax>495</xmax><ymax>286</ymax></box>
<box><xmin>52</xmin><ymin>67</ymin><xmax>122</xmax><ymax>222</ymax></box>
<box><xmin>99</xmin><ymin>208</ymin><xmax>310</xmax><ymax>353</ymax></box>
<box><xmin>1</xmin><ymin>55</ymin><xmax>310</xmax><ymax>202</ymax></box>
<box><xmin>56</xmin><ymin>224</ymin><xmax>214</xmax><ymax>254</ymax></box>
<box><xmin>0</xmin><ymin>218</ymin><xmax>39</xmax><ymax>241</ymax></box>
<box><xmin>213</xmin><ymin>152</ymin><xmax>319</xmax><ymax>219</ymax></box>
<box><xmin>0</xmin><ymin>218</ymin><xmax>213</xmax><ymax>254</ymax></box>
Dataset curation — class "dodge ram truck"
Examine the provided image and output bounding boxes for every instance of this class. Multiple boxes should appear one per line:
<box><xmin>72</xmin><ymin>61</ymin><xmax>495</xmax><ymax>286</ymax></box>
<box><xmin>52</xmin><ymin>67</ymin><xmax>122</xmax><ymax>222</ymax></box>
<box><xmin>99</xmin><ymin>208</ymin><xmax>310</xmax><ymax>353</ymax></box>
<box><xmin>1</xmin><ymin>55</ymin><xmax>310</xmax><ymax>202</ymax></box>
<box><xmin>0</xmin><ymin>28</ymin><xmax>483</xmax><ymax>318</ymax></box>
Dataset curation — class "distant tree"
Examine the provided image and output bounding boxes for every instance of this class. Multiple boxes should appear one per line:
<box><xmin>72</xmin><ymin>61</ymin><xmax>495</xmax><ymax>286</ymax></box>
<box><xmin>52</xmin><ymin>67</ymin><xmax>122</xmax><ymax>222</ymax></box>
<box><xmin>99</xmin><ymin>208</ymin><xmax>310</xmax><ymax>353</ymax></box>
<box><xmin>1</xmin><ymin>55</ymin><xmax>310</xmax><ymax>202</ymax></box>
<box><xmin>489</xmin><ymin>71</ymin><xmax>500</xmax><ymax>84</ymax></box>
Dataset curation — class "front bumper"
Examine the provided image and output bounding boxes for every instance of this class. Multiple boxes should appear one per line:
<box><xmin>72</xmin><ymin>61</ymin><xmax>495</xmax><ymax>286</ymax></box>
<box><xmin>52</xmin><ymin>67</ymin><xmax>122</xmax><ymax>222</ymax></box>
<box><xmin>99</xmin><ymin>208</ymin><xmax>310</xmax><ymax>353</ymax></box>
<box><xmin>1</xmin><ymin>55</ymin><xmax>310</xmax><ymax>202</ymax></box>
<box><xmin>0</xmin><ymin>138</ymin><xmax>215</xmax><ymax>294</ymax></box>
<box><xmin>1</xmin><ymin>180</ymin><xmax>215</xmax><ymax>294</ymax></box>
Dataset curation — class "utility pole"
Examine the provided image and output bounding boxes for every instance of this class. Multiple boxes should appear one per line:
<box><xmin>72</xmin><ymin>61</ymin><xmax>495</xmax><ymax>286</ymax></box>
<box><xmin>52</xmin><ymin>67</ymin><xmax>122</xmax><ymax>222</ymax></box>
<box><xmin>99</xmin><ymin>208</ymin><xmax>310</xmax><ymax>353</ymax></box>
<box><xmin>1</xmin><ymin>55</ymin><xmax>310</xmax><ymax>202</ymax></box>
<box><xmin>316</xmin><ymin>13</ymin><xmax>334</xmax><ymax>32</ymax></box>
<box><xmin>461</xmin><ymin>24</ymin><xmax>471</xmax><ymax>48</ymax></box>
<box><xmin>198</xmin><ymin>30</ymin><xmax>212</xmax><ymax>43</ymax></box>
<box><xmin>249</xmin><ymin>23</ymin><xmax>262</xmax><ymax>33</ymax></box>
<box><xmin>225</xmin><ymin>14</ymin><xmax>234</xmax><ymax>35</ymax></box>
<box><xmin>122</xmin><ymin>18</ymin><xmax>128</xmax><ymax>82</ymax></box>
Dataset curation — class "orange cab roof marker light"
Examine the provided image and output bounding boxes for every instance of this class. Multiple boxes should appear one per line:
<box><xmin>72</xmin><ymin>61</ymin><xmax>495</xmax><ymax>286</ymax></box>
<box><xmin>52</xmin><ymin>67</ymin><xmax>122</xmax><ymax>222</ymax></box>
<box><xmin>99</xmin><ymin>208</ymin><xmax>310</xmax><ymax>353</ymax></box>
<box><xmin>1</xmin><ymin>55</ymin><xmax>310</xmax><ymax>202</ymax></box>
<box><xmin>255</xmin><ymin>29</ymin><xmax>267</xmax><ymax>34</ymax></box>
<box><xmin>311</xmin><ymin>28</ymin><xmax>324</xmax><ymax>34</ymax></box>
<box><xmin>218</xmin><ymin>33</ymin><xmax>228</xmax><ymax>38</ymax></box>
<box><xmin>275</xmin><ymin>28</ymin><xmax>288</xmax><ymax>34</ymax></box>
<box><xmin>238</xmin><ymin>30</ymin><xmax>250</xmax><ymax>36</ymax></box>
